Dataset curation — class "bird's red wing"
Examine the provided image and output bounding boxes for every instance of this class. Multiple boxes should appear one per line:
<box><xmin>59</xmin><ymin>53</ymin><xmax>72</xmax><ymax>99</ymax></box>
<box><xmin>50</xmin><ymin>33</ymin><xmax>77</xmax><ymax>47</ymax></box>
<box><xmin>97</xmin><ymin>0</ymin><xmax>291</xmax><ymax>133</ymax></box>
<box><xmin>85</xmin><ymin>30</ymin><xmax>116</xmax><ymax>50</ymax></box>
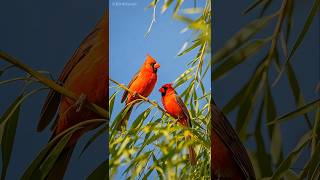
<box><xmin>121</xmin><ymin>70</ymin><xmax>140</xmax><ymax>103</ymax></box>
<box><xmin>37</xmin><ymin>13</ymin><xmax>106</xmax><ymax>132</ymax></box>
<box><xmin>212</xmin><ymin>101</ymin><xmax>256</xmax><ymax>179</ymax></box>
<box><xmin>174</xmin><ymin>94</ymin><xmax>192</xmax><ymax>128</ymax></box>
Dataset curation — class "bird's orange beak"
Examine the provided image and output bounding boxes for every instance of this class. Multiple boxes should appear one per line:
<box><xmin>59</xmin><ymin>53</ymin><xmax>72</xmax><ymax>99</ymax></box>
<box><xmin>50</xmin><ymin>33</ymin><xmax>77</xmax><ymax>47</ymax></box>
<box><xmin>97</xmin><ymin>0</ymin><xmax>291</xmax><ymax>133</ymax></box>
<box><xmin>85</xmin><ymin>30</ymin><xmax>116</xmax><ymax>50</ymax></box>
<box><xmin>154</xmin><ymin>63</ymin><xmax>160</xmax><ymax>69</ymax></box>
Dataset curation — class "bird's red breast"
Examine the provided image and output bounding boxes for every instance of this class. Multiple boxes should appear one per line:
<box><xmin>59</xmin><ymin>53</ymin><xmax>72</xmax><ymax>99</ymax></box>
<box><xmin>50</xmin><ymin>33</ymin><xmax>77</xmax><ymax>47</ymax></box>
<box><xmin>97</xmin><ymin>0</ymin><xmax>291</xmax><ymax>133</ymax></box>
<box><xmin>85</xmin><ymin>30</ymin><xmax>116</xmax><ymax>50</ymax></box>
<box><xmin>159</xmin><ymin>84</ymin><xmax>189</xmax><ymax>126</ymax></box>
<box><xmin>122</xmin><ymin>54</ymin><xmax>160</xmax><ymax>104</ymax></box>
<box><xmin>159</xmin><ymin>84</ymin><xmax>196</xmax><ymax>165</ymax></box>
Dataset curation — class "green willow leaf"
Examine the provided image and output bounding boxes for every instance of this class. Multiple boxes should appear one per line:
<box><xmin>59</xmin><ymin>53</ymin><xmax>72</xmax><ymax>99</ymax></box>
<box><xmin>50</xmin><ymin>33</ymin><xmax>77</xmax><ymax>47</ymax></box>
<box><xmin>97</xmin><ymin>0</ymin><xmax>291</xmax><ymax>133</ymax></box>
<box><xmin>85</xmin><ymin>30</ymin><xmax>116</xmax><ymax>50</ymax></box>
<box><xmin>87</xmin><ymin>160</ymin><xmax>108</xmax><ymax>180</ymax></box>
<box><xmin>0</xmin><ymin>88</ymin><xmax>50</xmax><ymax>141</ymax></box>
<box><xmin>212</xmin><ymin>15</ymin><xmax>274</xmax><ymax>65</ymax></box>
<box><xmin>123</xmin><ymin>151</ymin><xmax>152</xmax><ymax>176</ymax></box>
<box><xmin>270</xmin><ymin>132</ymin><xmax>311</xmax><ymax>180</ymax></box>
<box><xmin>310</xmin><ymin>162</ymin><xmax>320</xmax><ymax>180</ymax></box>
<box><xmin>0</xmin><ymin>95</ymin><xmax>22</xmax><ymax>180</ymax></box>
<box><xmin>39</xmin><ymin>132</ymin><xmax>74</xmax><ymax>179</ymax></box>
<box><xmin>273</xmin><ymin>0</ymin><xmax>320</xmax><ymax>86</ymax></box>
<box><xmin>242</xmin><ymin>0</ymin><xmax>267</xmax><ymax>15</ymax></box>
<box><xmin>79</xmin><ymin>125</ymin><xmax>107</xmax><ymax>157</ymax></box>
<box><xmin>130</xmin><ymin>107</ymin><xmax>152</xmax><ymax>130</ymax></box>
<box><xmin>212</xmin><ymin>38</ymin><xmax>270</xmax><ymax>81</ymax></box>
<box><xmin>152</xmin><ymin>153</ymin><xmax>164</xmax><ymax>179</ymax></box>
<box><xmin>22</xmin><ymin>119</ymin><xmax>104</xmax><ymax>179</ymax></box>
<box><xmin>0</xmin><ymin>89</ymin><xmax>45</xmax><ymax>179</ymax></box>
<box><xmin>173</xmin><ymin>67</ymin><xmax>194</xmax><ymax>88</ymax></box>
<box><xmin>134</xmin><ymin>130</ymin><xmax>155</xmax><ymax>157</ymax></box>
<box><xmin>161</xmin><ymin>0</ymin><xmax>174</xmax><ymax>13</ymax></box>
<box><xmin>200</xmin><ymin>61</ymin><xmax>210</xmax><ymax>82</ymax></box>
<box><xmin>173</xmin><ymin>0</ymin><xmax>184</xmax><ymax>14</ymax></box>
<box><xmin>110</xmin><ymin>100</ymin><xmax>140</xmax><ymax>138</ymax></box>
<box><xmin>21</xmin><ymin>128</ymin><xmax>77</xmax><ymax>180</ymax></box>
<box><xmin>235</xmin><ymin>62</ymin><xmax>266</xmax><ymax>139</ymax></box>
<box><xmin>285</xmin><ymin>0</ymin><xmax>294</xmax><ymax>43</ymax></box>
<box><xmin>259</xmin><ymin>0</ymin><xmax>272</xmax><ymax>17</ymax></box>
<box><xmin>147</xmin><ymin>0</ymin><xmax>158</xmax><ymax>8</ymax></box>
<box><xmin>0</xmin><ymin>65</ymin><xmax>14</xmax><ymax>78</ymax></box>
<box><xmin>284</xmin><ymin>170</ymin><xmax>299</xmax><ymax>180</ymax></box>
<box><xmin>181</xmin><ymin>81</ymin><xmax>194</xmax><ymax>103</ymax></box>
<box><xmin>109</xmin><ymin>92</ymin><xmax>117</xmax><ymax>118</ymax></box>
<box><xmin>298</xmin><ymin>143</ymin><xmax>320</xmax><ymax>179</ymax></box>
<box><xmin>21</xmin><ymin>139</ymin><xmax>57</xmax><ymax>179</ymax></box>
<box><xmin>311</xmin><ymin>107</ymin><xmax>320</xmax><ymax>154</ymax></box>
<box><xmin>254</xmin><ymin>101</ymin><xmax>273</xmax><ymax>177</ymax></box>
<box><xmin>265</xmin><ymin>83</ymin><xmax>283</xmax><ymax>165</ymax></box>
<box><xmin>182</xmin><ymin>8</ymin><xmax>203</xmax><ymax>14</ymax></box>
<box><xmin>286</xmin><ymin>63</ymin><xmax>302</xmax><ymax>104</ymax></box>
<box><xmin>178</xmin><ymin>40</ymin><xmax>202</xmax><ymax>56</ymax></box>
<box><xmin>269</xmin><ymin>99</ymin><xmax>320</xmax><ymax>125</ymax></box>
<box><xmin>286</xmin><ymin>62</ymin><xmax>312</xmax><ymax>127</ymax></box>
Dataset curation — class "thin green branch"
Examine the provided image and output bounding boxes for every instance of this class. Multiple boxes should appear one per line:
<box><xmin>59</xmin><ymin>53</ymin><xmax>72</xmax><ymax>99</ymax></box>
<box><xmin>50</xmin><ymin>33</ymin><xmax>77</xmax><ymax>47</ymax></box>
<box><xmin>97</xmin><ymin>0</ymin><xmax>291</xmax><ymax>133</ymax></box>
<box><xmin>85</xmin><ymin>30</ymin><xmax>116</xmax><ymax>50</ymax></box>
<box><xmin>145</xmin><ymin>0</ymin><xmax>157</xmax><ymax>37</ymax></box>
<box><xmin>195</xmin><ymin>42</ymin><xmax>207</xmax><ymax>82</ymax></box>
<box><xmin>0</xmin><ymin>50</ymin><xmax>108</xmax><ymax>119</ymax></box>
<box><xmin>265</xmin><ymin>0</ymin><xmax>287</xmax><ymax>65</ymax></box>
<box><xmin>50</xmin><ymin>119</ymin><xmax>107</xmax><ymax>144</ymax></box>
<box><xmin>0</xmin><ymin>77</ymin><xmax>36</xmax><ymax>85</ymax></box>
<box><xmin>109</xmin><ymin>77</ymin><xmax>170</xmax><ymax>117</ymax></box>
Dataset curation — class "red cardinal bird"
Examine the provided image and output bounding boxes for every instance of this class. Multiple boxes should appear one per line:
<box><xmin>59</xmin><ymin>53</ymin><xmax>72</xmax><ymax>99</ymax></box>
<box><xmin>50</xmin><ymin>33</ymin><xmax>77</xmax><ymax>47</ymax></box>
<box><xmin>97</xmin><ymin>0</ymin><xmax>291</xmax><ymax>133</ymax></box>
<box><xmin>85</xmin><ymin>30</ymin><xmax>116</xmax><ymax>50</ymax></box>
<box><xmin>212</xmin><ymin>100</ymin><xmax>256</xmax><ymax>179</ymax></box>
<box><xmin>159</xmin><ymin>83</ymin><xmax>197</xmax><ymax>166</ymax></box>
<box><xmin>37</xmin><ymin>11</ymin><xmax>108</xmax><ymax>179</ymax></box>
<box><xmin>118</xmin><ymin>54</ymin><xmax>160</xmax><ymax>130</ymax></box>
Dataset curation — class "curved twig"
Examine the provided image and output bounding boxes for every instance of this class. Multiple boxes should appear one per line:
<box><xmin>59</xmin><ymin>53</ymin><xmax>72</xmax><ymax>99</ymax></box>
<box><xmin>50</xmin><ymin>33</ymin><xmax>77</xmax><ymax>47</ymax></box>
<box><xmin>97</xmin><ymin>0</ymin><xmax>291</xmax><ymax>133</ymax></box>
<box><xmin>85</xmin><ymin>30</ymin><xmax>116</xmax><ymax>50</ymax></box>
<box><xmin>109</xmin><ymin>77</ymin><xmax>173</xmax><ymax>118</ymax></box>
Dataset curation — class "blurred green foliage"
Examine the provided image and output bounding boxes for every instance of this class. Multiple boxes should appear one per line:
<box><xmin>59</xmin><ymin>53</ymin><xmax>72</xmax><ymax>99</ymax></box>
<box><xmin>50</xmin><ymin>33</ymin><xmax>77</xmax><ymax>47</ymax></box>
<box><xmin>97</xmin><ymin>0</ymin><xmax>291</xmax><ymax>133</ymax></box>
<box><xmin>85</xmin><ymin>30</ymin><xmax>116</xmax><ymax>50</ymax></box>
<box><xmin>212</xmin><ymin>0</ymin><xmax>320</xmax><ymax>179</ymax></box>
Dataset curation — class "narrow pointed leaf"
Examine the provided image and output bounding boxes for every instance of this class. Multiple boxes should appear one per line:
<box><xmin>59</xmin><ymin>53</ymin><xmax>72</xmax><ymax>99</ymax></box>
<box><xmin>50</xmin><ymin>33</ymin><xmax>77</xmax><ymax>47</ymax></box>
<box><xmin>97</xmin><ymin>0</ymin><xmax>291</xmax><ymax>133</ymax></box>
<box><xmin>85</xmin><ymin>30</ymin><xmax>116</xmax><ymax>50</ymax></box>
<box><xmin>212</xmin><ymin>38</ymin><xmax>270</xmax><ymax>80</ymax></box>
<box><xmin>242</xmin><ymin>0</ymin><xmax>266</xmax><ymax>15</ymax></box>
<box><xmin>212</xmin><ymin>15</ymin><xmax>274</xmax><ymax>65</ymax></box>
<box><xmin>0</xmin><ymin>95</ymin><xmax>22</xmax><ymax>180</ymax></box>
<box><xmin>273</xmin><ymin>0</ymin><xmax>320</xmax><ymax>85</ymax></box>
<box><xmin>270</xmin><ymin>99</ymin><xmax>320</xmax><ymax>124</ymax></box>
<box><xmin>87</xmin><ymin>160</ymin><xmax>108</xmax><ymax>180</ymax></box>
<box><xmin>271</xmin><ymin>132</ymin><xmax>311</xmax><ymax>180</ymax></box>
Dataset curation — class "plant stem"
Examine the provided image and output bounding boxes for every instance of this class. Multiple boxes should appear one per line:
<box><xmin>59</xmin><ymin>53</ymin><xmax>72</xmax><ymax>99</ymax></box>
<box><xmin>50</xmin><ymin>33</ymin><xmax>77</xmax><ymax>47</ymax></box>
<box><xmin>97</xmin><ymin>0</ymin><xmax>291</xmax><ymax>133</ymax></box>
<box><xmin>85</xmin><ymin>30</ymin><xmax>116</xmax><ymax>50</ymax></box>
<box><xmin>0</xmin><ymin>50</ymin><xmax>108</xmax><ymax>119</ymax></box>
<box><xmin>266</xmin><ymin>0</ymin><xmax>287</xmax><ymax>65</ymax></box>
<box><xmin>109</xmin><ymin>77</ymin><xmax>173</xmax><ymax>118</ymax></box>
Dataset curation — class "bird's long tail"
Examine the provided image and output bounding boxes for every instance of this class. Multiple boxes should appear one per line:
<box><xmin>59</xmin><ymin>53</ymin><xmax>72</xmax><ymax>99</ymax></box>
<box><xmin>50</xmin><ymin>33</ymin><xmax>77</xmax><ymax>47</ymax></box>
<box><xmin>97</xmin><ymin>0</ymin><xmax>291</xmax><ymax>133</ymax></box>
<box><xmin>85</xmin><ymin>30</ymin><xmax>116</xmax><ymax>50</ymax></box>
<box><xmin>46</xmin><ymin>145</ymin><xmax>75</xmax><ymax>180</ymax></box>
<box><xmin>116</xmin><ymin>105</ymin><xmax>133</xmax><ymax>131</ymax></box>
<box><xmin>186</xmin><ymin>135</ymin><xmax>197</xmax><ymax>166</ymax></box>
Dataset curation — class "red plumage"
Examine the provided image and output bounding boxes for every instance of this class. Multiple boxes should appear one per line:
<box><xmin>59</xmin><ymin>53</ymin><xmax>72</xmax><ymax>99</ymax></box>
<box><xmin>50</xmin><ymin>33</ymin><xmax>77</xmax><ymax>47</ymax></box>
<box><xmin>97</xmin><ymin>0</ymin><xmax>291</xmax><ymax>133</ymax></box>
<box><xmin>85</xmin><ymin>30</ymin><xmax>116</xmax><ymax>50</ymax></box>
<box><xmin>38</xmin><ymin>11</ymin><xmax>108</xmax><ymax>179</ymax></box>
<box><xmin>211</xmin><ymin>101</ymin><xmax>256</xmax><ymax>179</ymax></box>
<box><xmin>118</xmin><ymin>54</ymin><xmax>160</xmax><ymax>130</ymax></box>
<box><xmin>159</xmin><ymin>83</ymin><xmax>197</xmax><ymax>166</ymax></box>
